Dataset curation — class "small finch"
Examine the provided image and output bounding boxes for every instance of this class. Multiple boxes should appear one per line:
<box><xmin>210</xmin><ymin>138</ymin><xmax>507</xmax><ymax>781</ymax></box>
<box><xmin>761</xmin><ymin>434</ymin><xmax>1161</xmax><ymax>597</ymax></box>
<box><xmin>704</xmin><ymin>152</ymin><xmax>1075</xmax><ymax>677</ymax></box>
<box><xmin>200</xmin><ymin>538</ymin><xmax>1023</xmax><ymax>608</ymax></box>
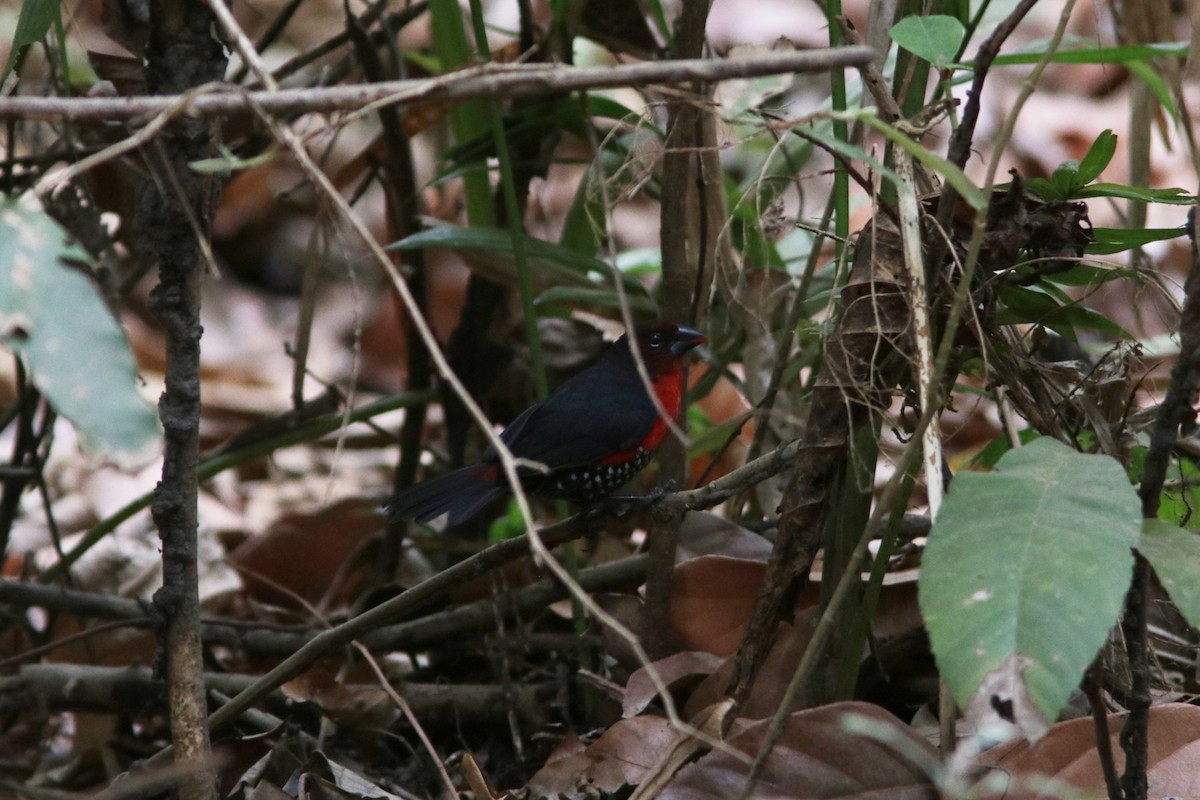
<box><xmin>385</xmin><ymin>320</ymin><xmax>705</xmax><ymax>524</ymax></box>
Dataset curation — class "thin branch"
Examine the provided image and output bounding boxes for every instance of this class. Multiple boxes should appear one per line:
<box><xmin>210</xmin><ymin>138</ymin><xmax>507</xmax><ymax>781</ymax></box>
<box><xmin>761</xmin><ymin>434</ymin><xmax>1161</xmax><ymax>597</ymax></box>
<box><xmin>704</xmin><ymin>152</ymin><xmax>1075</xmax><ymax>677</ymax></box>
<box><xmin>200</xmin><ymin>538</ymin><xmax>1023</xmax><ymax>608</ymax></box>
<box><xmin>3</xmin><ymin>532</ymin><xmax>648</xmax><ymax>663</ymax></box>
<box><xmin>0</xmin><ymin>48</ymin><xmax>876</xmax><ymax>122</ymax></box>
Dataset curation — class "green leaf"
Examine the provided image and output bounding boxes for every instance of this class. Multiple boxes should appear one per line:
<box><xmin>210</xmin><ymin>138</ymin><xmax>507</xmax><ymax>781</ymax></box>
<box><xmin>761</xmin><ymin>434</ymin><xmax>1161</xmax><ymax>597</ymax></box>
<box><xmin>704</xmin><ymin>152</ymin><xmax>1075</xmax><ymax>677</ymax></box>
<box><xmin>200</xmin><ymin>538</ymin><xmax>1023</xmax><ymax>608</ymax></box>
<box><xmin>388</xmin><ymin>225</ymin><xmax>638</xmax><ymax>290</ymax></box>
<box><xmin>1086</xmin><ymin>227</ymin><xmax>1184</xmax><ymax>256</ymax></box>
<box><xmin>852</xmin><ymin>111</ymin><xmax>987</xmax><ymax>210</ymax></box>
<box><xmin>800</xmin><ymin>121</ymin><xmax>904</xmax><ymax>190</ymax></box>
<box><xmin>1074</xmin><ymin>183</ymin><xmax>1194</xmax><ymax>205</ymax></box>
<box><xmin>533</xmin><ymin>285</ymin><xmax>658</xmax><ymax>316</ymax></box>
<box><xmin>487</xmin><ymin>499</ymin><xmax>525</xmax><ymax>542</ymax></box>
<box><xmin>0</xmin><ymin>197</ymin><xmax>161</xmax><ymax>466</ymax></box>
<box><xmin>1137</xmin><ymin>520</ymin><xmax>1200</xmax><ymax>628</ymax></box>
<box><xmin>1023</xmin><ymin>176</ymin><xmax>1064</xmax><ymax>201</ymax></box>
<box><xmin>1125</xmin><ymin>60</ymin><xmax>1177</xmax><ymax>118</ymax></box>
<box><xmin>2</xmin><ymin>0</ymin><xmax>60</xmax><ymax>85</ymax></box>
<box><xmin>968</xmin><ymin>428</ymin><xmax>1042</xmax><ymax>470</ymax></box>
<box><xmin>996</xmin><ymin>285</ymin><xmax>1129</xmax><ymax>339</ymax></box>
<box><xmin>984</xmin><ymin>40</ymin><xmax>1188</xmax><ymax>67</ymax></box>
<box><xmin>189</xmin><ymin>145</ymin><xmax>278</xmax><ymax>174</ymax></box>
<box><xmin>1042</xmin><ymin>263</ymin><xmax>1138</xmax><ymax>287</ymax></box>
<box><xmin>890</xmin><ymin>15</ymin><xmax>966</xmax><ymax>69</ymax></box>
<box><xmin>920</xmin><ymin>438</ymin><xmax>1140</xmax><ymax>739</ymax></box>
<box><xmin>1050</xmin><ymin>160</ymin><xmax>1080</xmax><ymax>198</ymax></box>
<box><xmin>1077</xmin><ymin>130</ymin><xmax>1117</xmax><ymax>185</ymax></box>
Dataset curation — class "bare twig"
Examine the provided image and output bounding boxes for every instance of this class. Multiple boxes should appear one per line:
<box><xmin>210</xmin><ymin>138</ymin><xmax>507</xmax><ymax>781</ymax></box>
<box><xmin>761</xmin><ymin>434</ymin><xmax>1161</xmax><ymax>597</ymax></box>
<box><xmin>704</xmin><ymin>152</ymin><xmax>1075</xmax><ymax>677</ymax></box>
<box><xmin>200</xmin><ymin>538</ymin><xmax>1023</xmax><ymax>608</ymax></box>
<box><xmin>356</xmin><ymin>644</ymin><xmax>460</xmax><ymax>799</ymax></box>
<box><xmin>6</xmin><ymin>663</ymin><xmax>547</xmax><ymax>728</ymax></box>
<box><xmin>0</xmin><ymin>48</ymin><xmax>876</xmax><ymax>122</ymax></box>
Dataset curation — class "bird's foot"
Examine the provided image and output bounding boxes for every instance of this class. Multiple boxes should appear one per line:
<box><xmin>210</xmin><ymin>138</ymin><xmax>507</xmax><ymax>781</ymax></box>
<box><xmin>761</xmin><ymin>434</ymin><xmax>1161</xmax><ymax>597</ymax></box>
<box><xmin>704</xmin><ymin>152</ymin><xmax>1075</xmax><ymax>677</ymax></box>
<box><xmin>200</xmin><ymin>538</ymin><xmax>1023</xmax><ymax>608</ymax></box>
<box><xmin>582</xmin><ymin>481</ymin><xmax>679</xmax><ymax>520</ymax></box>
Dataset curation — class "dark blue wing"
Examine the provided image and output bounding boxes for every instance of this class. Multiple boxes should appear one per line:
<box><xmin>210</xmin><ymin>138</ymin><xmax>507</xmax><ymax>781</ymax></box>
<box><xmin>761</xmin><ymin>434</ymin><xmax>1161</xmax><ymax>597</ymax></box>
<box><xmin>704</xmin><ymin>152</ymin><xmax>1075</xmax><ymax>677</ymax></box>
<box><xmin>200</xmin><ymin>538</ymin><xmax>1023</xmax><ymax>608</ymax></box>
<box><xmin>486</xmin><ymin>358</ymin><xmax>658</xmax><ymax>469</ymax></box>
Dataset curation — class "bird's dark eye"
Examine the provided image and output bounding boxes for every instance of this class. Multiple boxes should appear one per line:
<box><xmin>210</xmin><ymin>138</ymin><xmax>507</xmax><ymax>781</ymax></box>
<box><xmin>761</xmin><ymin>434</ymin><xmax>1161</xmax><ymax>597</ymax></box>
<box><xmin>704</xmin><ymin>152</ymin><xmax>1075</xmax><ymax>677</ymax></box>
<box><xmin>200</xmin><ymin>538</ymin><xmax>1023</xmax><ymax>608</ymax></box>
<box><xmin>649</xmin><ymin>332</ymin><xmax>664</xmax><ymax>347</ymax></box>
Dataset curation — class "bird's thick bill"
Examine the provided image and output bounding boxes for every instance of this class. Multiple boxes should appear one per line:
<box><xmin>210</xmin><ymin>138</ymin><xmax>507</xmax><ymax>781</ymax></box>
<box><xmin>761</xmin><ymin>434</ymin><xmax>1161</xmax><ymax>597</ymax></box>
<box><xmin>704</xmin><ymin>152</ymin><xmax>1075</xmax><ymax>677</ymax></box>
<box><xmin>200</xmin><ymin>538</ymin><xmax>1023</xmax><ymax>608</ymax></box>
<box><xmin>669</xmin><ymin>326</ymin><xmax>706</xmax><ymax>355</ymax></box>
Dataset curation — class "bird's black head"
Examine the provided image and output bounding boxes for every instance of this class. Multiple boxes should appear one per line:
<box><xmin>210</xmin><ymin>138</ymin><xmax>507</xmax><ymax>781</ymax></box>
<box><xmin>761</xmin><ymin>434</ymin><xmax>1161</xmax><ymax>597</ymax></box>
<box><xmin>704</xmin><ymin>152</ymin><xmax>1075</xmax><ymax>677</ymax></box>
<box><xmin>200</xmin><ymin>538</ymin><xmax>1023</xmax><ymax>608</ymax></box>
<box><xmin>630</xmin><ymin>319</ymin><xmax>706</xmax><ymax>362</ymax></box>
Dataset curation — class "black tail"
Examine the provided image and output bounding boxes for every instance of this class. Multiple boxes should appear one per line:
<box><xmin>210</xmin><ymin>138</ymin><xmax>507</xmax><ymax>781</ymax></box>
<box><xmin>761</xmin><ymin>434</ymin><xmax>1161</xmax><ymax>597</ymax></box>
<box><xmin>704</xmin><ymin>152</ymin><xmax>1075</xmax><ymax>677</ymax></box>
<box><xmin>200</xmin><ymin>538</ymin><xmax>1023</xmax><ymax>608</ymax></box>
<box><xmin>384</xmin><ymin>465</ymin><xmax>508</xmax><ymax>525</ymax></box>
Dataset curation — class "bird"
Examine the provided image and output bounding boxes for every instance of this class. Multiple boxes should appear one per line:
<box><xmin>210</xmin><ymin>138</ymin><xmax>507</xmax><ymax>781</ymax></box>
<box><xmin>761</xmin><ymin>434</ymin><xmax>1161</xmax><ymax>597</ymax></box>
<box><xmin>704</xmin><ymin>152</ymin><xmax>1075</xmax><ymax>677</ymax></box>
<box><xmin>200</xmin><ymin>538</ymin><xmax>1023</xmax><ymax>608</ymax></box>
<box><xmin>386</xmin><ymin>320</ymin><xmax>706</xmax><ymax>525</ymax></box>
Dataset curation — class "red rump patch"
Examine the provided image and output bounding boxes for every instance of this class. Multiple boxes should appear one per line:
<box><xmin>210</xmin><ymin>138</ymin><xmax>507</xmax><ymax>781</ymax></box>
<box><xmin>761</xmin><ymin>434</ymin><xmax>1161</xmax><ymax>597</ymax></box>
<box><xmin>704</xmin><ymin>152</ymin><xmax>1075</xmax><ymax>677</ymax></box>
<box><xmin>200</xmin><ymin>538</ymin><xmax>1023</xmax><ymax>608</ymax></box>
<box><xmin>474</xmin><ymin>464</ymin><xmax>500</xmax><ymax>482</ymax></box>
<box><xmin>599</xmin><ymin>448</ymin><xmax>637</xmax><ymax>466</ymax></box>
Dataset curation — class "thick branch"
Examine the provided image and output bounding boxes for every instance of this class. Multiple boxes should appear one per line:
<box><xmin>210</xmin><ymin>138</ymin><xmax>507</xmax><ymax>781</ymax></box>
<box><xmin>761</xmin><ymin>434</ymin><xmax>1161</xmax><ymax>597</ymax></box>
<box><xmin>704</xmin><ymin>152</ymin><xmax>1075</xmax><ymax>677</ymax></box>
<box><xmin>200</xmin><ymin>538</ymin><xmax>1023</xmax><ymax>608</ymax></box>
<box><xmin>647</xmin><ymin>0</ymin><xmax>713</xmax><ymax>652</ymax></box>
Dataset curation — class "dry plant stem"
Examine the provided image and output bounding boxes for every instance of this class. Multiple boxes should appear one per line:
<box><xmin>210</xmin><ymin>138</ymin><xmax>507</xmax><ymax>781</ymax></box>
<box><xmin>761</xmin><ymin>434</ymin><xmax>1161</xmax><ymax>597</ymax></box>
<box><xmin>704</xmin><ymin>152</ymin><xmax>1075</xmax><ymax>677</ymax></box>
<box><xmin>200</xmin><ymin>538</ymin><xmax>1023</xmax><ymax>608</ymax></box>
<box><xmin>895</xmin><ymin>146</ymin><xmax>953</xmax><ymax>751</ymax></box>
<box><xmin>944</xmin><ymin>0</ymin><xmax>1038</xmax><ymax>173</ymax></box>
<box><xmin>344</xmin><ymin>5</ymin><xmax>431</xmax><ymax>575</ymax></box>
<box><xmin>355</xmin><ymin>644</ymin><xmax>459</xmax><ymax>799</ymax></box>
<box><xmin>0</xmin><ymin>48</ymin><xmax>877</xmax><ymax>122</ymax></box>
<box><xmin>934</xmin><ymin>0</ymin><xmax>1074</xmax><ymax>382</ymax></box>
<box><xmin>647</xmin><ymin>0</ymin><xmax>713</xmax><ymax>645</ymax></box>
<box><xmin>838</xmin><ymin>17</ymin><xmax>903</xmax><ymax>121</ymax></box>
<box><xmin>98</xmin><ymin>519</ymin><xmax>596</xmax><ymax>784</ymax></box>
<box><xmin>1119</xmin><ymin>558</ymin><xmax>1150</xmax><ymax>800</ymax></box>
<box><xmin>250</xmin><ymin>1</ymin><xmax>429</xmax><ymax>88</ymax></box>
<box><xmin>1122</xmin><ymin>200</ymin><xmax>1200</xmax><ymax>798</ymax></box>
<box><xmin>31</xmin><ymin>92</ymin><xmax>193</xmax><ymax>199</ymax></box>
<box><xmin>894</xmin><ymin>148</ymin><xmax>943</xmax><ymax>515</ymax></box>
<box><xmin>737</xmin><ymin>426</ymin><xmax>926</xmax><ymax>800</ymax></box>
<box><xmin>8</xmin><ymin>663</ymin><xmax>548</xmax><ymax>728</ymax></box>
<box><xmin>1084</xmin><ymin>674</ymin><xmax>1123</xmax><ymax>800</ymax></box>
<box><xmin>729</xmin><ymin>208</ymin><xmax>910</xmax><ymax>713</ymax></box>
<box><xmin>1</xmin><ymin>553</ymin><xmax>647</xmax><ymax>662</ymax></box>
<box><xmin>927</xmin><ymin>0</ymin><xmax>1039</xmax><ymax>272</ymax></box>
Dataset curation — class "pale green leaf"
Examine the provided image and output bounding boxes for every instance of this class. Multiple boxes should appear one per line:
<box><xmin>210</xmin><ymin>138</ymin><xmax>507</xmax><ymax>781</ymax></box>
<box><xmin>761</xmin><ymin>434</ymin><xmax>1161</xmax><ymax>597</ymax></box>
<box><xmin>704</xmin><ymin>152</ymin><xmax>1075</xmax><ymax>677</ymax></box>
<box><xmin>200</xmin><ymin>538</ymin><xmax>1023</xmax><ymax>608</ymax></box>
<box><xmin>919</xmin><ymin>437</ymin><xmax>1140</xmax><ymax>739</ymax></box>
<box><xmin>1137</xmin><ymin>520</ymin><xmax>1200</xmax><ymax>628</ymax></box>
<box><xmin>0</xmin><ymin>196</ymin><xmax>161</xmax><ymax>466</ymax></box>
<box><xmin>890</xmin><ymin>15</ymin><xmax>966</xmax><ymax>69</ymax></box>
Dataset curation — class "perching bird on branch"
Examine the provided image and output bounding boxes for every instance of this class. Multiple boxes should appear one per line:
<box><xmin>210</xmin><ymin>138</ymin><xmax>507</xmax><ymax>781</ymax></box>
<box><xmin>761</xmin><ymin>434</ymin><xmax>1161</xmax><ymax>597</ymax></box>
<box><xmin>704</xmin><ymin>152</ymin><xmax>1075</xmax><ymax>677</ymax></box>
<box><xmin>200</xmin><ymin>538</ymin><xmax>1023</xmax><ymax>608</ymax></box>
<box><xmin>386</xmin><ymin>320</ymin><xmax>706</xmax><ymax>524</ymax></box>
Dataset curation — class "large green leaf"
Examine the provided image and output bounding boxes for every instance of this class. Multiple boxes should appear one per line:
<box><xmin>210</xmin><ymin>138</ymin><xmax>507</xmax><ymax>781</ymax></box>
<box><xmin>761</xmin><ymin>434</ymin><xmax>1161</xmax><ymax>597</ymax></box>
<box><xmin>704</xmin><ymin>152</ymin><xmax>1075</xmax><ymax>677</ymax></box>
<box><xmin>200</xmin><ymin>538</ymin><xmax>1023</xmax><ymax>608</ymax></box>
<box><xmin>919</xmin><ymin>437</ymin><xmax>1140</xmax><ymax>740</ymax></box>
<box><xmin>0</xmin><ymin>197</ymin><xmax>161</xmax><ymax>466</ymax></box>
<box><xmin>1137</xmin><ymin>520</ymin><xmax>1200</xmax><ymax>628</ymax></box>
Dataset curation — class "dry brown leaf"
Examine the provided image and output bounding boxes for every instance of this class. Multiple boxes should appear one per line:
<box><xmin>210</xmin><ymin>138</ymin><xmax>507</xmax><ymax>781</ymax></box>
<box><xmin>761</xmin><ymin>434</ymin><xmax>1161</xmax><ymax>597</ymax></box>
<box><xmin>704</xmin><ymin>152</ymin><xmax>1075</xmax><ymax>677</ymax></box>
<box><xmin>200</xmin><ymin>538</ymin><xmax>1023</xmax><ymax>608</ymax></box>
<box><xmin>230</xmin><ymin>498</ymin><xmax>384</xmax><ymax>609</ymax></box>
<box><xmin>669</xmin><ymin>555</ymin><xmax>767</xmax><ymax>656</ymax></box>
<box><xmin>676</xmin><ymin>511</ymin><xmax>772</xmax><ymax>562</ymax></box>
<box><xmin>682</xmin><ymin>614</ymin><xmax>817</xmax><ymax>721</ymax></box>
<box><xmin>623</xmin><ymin>651</ymin><xmax>725</xmax><ymax>718</ymax></box>
<box><xmin>977</xmin><ymin>703</ymin><xmax>1200</xmax><ymax>798</ymax></box>
<box><xmin>658</xmin><ymin>701</ymin><xmax>938</xmax><ymax>800</ymax></box>
<box><xmin>527</xmin><ymin>716</ymin><xmax>686</xmax><ymax>800</ymax></box>
<box><xmin>463</xmin><ymin>752</ymin><xmax>505</xmax><ymax>800</ymax></box>
<box><xmin>282</xmin><ymin>666</ymin><xmax>399</xmax><ymax>730</ymax></box>
<box><xmin>629</xmin><ymin>700</ymin><xmax>734</xmax><ymax>800</ymax></box>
